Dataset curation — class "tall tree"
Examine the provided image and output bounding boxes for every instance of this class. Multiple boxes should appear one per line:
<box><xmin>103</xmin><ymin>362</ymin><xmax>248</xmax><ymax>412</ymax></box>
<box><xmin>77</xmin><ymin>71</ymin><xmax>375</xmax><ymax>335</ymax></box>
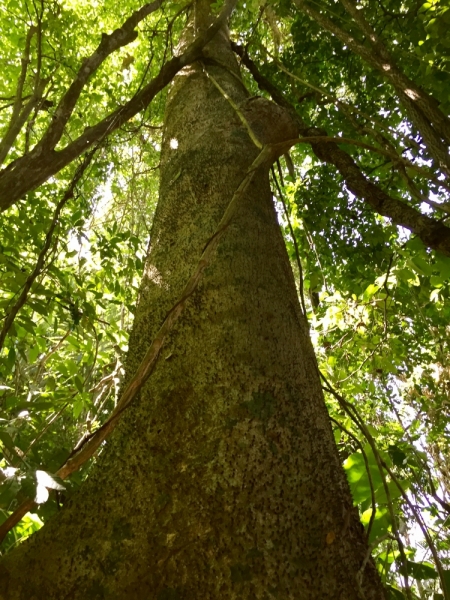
<box><xmin>0</xmin><ymin>0</ymin><xmax>450</xmax><ymax>598</ymax></box>
<box><xmin>0</xmin><ymin>3</ymin><xmax>386</xmax><ymax>597</ymax></box>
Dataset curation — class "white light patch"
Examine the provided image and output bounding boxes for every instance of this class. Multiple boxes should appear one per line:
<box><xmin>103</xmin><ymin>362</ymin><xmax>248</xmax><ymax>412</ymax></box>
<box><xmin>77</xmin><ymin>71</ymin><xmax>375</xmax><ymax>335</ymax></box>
<box><xmin>405</xmin><ymin>88</ymin><xmax>419</xmax><ymax>100</ymax></box>
<box><xmin>145</xmin><ymin>264</ymin><xmax>166</xmax><ymax>288</ymax></box>
<box><xmin>170</xmin><ymin>138</ymin><xmax>178</xmax><ymax>149</ymax></box>
<box><xmin>35</xmin><ymin>470</ymin><xmax>65</xmax><ymax>505</ymax></box>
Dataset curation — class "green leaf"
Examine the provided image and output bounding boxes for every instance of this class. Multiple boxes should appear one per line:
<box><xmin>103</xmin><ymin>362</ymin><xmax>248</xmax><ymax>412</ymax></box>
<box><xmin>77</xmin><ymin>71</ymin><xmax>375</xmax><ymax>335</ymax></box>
<box><xmin>362</xmin><ymin>284</ymin><xmax>380</xmax><ymax>301</ymax></box>
<box><xmin>74</xmin><ymin>375</ymin><xmax>84</xmax><ymax>393</ymax></box>
<box><xmin>410</xmin><ymin>257</ymin><xmax>434</xmax><ymax>277</ymax></box>
<box><xmin>0</xmin><ymin>431</ymin><xmax>17</xmax><ymax>454</ymax></box>
<box><xmin>29</xmin><ymin>345</ymin><xmax>40</xmax><ymax>363</ymax></box>
<box><xmin>361</xmin><ymin>506</ymin><xmax>391</xmax><ymax>542</ymax></box>
<box><xmin>73</xmin><ymin>397</ymin><xmax>84</xmax><ymax>419</ymax></box>
<box><xmin>435</xmin><ymin>256</ymin><xmax>450</xmax><ymax>280</ymax></box>
<box><xmin>398</xmin><ymin>560</ymin><xmax>438</xmax><ymax>581</ymax></box>
<box><xmin>343</xmin><ymin>451</ymin><xmax>384</xmax><ymax>505</ymax></box>
<box><xmin>375</xmin><ymin>479</ymin><xmax>409</xmax><ymax>505</ymax></box>
<box><xmin>386</xmin><ymin>585</ymin><xmax>406</xmax><ymax>600</ymax></box>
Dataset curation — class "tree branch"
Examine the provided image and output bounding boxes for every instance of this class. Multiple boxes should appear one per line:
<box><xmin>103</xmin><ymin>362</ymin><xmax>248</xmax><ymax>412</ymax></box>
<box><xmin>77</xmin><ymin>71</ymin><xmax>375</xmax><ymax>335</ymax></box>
<box><xmin>36</xmin><ymin>0</ymin><xmax>164</xmax><ymax>153</ymax></box>
<box><xmin>294</xmin><ymin>0</ymin><xmax>450</xmax><ymax>174</ymax></box>
<box><xmin>0</xmin><ymin>151</ymin><xmax>95</xmax><ymax>352</ymax></box>
<box><xmin>232</xmin><ymin>43</ymin><xmax>450</xmax><ymax>256</ymax></box>
<box><xmin>0</xmin><ymin>25</ymin><xmax>39</xmax><ymax>165</ymax></box>
<box><xmin>0</xmin><ymin>0</ymin><xmax>237</xmax><ymax>212</ymax></box>
<box><xmin>338</xmin><ymin>0</ymin><xmax>450</xmax><ymax>144</ymax></box>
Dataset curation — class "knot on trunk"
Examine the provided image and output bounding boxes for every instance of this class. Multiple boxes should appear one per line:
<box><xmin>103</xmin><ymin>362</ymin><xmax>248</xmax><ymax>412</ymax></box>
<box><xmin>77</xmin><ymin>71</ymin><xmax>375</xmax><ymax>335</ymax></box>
<box><xmin>240</xmin><ymin>97</ymin><xmax>299</xmax><ymax>152</ymax></box>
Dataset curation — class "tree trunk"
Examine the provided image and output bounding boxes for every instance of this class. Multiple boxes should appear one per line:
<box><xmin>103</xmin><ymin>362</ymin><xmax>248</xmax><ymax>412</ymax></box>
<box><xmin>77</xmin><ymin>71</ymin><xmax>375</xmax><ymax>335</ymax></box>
<box><xmin>0</xmin><ymin>10</ymin><xmax>386</xmax><ymax>600</ymax></box>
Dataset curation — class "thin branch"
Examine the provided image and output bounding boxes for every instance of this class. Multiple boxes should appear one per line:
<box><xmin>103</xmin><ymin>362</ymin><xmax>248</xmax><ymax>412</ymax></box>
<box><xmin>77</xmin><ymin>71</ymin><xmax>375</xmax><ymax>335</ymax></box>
<box><xmin>0</xmin><ymin>150</ymin><xmax>95</xmax><ymax>352</ymax></box>
<box><xmin>266</xmin><ymin>50</ymin><xmax>423</xmax><ymax>156</ymax></box>
<box><xmin>325</xmin><ymin>374</ymin><xmax>450</xmax><ymax>600</ymax></box>
<box><xmin>37</xmin><ymin>0</ymin><xmax>164</xmax><ymax>152</ymax></box>
<box><xmin>271</xmin><ymin>166</ymin><xmax>307</xmax><ymax>316</ymax></box>
<box><xmin>295</xmin><ymin>0</ymin><xmax>450</xmax><ymax>173</ymax></box>
<box><xmin>233</xmin><ymin>43</ymin><xmax>447</xmax><ymax>190</ymax></box>
<box><xmin>390</xmin><ymin>399</ymin><xmax>450</xmax><ymax>515</ymax></box>
<box><xmin>9</xmin><ymin>25</ymin><xmax>36</xmax><ymax>126</ymax></box>
<box><xmin>357</xmin><ymin>533</ymin><xmax>395</xmax><ymax>590</ymax></box>
<box><xmin>22</xmin><ymin>401</ymin><xmax>70</xmax><ymax>459</ymax></box>
<box><xmin>338</xmin><ymin>0</ymin><xmax>450</xmax><ymax>143</ymax></box>
<box><xmin>329</xmin><ymin>415</ymin><xmax>377</xmax><ymax>541</ymax></box>
<box><xmin>381</xmin><ymin>450</ymin><xmax>449</xmax><ymax>599</ymax></box>
<box><xmin>34</xmin><ymin>329</ymin><xmax>71</xmax><ymax>384</ymax></box>
<box><xmin>321</xmin><ymin>374</ymin><xmax>413</xmax><ymax>599</ymax></box>
<box><xmin>337</xmin><ymin>344</ymin><xmax>381</xmax><ymax>384</ymax></box>
<box><xmin>0</xmin><ymin>25</ymin><xmax>39</xmax><ymax>165</ymax></box>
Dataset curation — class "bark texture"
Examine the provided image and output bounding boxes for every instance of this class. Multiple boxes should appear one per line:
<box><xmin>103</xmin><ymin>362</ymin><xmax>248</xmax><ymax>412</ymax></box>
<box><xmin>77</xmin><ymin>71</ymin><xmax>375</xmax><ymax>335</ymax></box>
<box><xmin>0</xmin><ymin>12</ymin><xmax>386</xmax><ymax>600</ymax></box>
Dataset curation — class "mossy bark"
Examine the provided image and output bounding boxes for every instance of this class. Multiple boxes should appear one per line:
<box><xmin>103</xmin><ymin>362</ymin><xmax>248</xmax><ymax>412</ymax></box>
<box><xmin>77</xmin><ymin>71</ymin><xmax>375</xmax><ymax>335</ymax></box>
<box><xmin>0</xmin><ymin>12</ymin><xmax>386</xmax><ymax>600</ymax></box>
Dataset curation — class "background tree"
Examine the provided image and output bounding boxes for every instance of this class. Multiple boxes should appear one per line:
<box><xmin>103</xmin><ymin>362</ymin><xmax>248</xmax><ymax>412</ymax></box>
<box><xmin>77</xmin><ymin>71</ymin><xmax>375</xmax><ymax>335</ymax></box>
<box><xmin>0</xmin><ymin>0</ymin><xmax>449</xmax><ymax>597</ymax></box>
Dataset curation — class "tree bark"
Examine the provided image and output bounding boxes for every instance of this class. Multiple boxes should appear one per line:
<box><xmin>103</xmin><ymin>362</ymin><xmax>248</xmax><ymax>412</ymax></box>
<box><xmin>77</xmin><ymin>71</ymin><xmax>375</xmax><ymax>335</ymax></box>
<box><xmin>0</xmin><ymin>11</ymin><xmax>386</xmax><ymax>600</ymax></box>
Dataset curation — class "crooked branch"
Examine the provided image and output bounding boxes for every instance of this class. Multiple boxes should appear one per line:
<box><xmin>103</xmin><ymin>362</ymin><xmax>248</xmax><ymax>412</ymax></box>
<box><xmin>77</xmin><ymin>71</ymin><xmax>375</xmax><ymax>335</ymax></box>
<box><xmin>232</xmin><ymin>43</ymin><xmax>450</xmax><ymax>256</ymax></box>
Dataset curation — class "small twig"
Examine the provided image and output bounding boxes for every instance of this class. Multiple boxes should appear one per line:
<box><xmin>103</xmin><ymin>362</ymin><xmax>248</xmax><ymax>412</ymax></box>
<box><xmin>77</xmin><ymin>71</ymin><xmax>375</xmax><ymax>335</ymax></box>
<box><xmin>337</xmin><ymin>344</ymin><xmax>381</xmax><ymax>384</ymax></box>
<box><xmin>22</xmin><ymin>401</ymin><xmax>70</xmax><ymax>459</ymax></box>
<box><xmin>271</xmin><ymin>166</ymin><xmax>307</xmax><ymax>316</ymax></box>
<box><xmin>356</xmin><ymin>533</ymin><xmax>394</xmax><ymax>589</ymax></box>
<box><xmin>34</xmin><ymin>329</ymin><xmax>71</xmax><ymax>384</ymax></box>
<box><xmin>244</xmin><ymin>3</ymin><xmax>266</xmax><ymax>51</ymax></box>
<box><xmin>380</xmin><ymin>456</ymin><xmax>450</xmax><ymax>600</ymax></box>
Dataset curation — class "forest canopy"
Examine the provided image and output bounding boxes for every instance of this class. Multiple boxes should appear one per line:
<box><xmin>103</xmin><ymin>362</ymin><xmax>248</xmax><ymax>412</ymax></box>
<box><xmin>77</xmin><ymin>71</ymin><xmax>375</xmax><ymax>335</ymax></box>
<box><xmin>0</xmin><ymin>0</ymin><xmax>450</xmax><ymax>597</ymax></box>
